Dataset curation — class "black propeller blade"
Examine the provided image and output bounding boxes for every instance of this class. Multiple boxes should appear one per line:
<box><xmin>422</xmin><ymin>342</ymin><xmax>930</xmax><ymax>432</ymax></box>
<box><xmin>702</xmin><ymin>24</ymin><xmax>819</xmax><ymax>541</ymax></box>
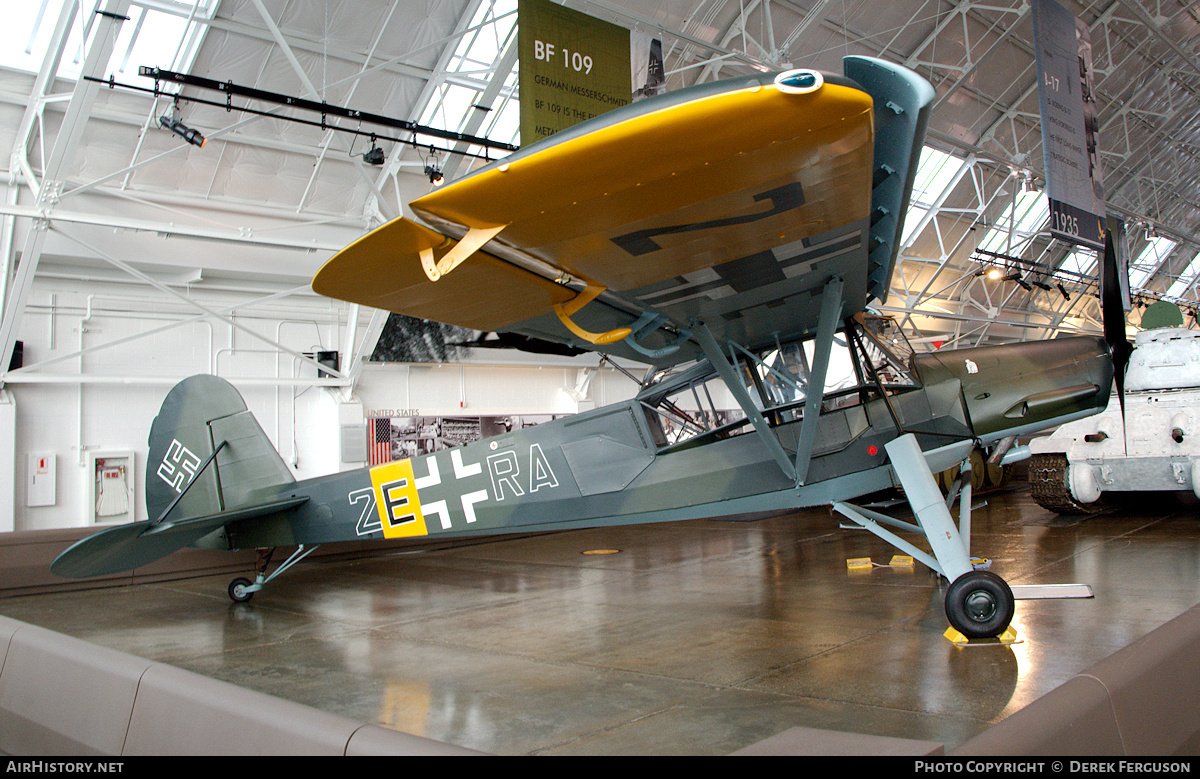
<box><xmin>1100</xmin><ymin>228</ymin><xmax>1133</xmax><ymax>413</ymax></box>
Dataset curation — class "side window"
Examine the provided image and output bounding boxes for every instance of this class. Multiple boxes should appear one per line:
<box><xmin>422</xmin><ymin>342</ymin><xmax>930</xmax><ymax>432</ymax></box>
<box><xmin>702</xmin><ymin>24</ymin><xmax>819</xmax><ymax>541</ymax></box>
<box><xmin>640</xmin><ymin>375</ymin><xmax>748</xmax><ymax>449</ymax></box>
<box><xmin>637</xmin><ymin>317</ymin><xmax>917</xmax><ymax>449</ymax></box>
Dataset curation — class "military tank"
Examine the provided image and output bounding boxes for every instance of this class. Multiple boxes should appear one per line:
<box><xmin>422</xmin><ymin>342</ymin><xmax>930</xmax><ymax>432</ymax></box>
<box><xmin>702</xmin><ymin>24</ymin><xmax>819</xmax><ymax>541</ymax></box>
<box><xmin>1028</xmin><ymin>304</ymin><xmax>1200</xmax><ymax>513</ymax></box>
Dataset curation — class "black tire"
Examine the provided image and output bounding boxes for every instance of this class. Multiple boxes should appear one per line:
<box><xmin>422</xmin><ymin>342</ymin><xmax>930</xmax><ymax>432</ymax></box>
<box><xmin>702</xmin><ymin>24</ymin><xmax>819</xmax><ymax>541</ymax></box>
<box><xmin>945</xmin><ymin>570</ymin><xmax>1014</xmax><ymax>639</ymax></box>
<box><xmin>228</xmin><ymin>577</ymin><xmax>255</xmax><ymax>603</ymax></box>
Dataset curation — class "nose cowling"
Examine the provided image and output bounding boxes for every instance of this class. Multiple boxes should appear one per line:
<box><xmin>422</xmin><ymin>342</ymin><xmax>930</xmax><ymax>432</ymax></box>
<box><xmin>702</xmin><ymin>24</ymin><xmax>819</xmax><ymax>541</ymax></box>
<box><xmin>911</xmin><ymin>335</ymin><xmax>1114</xmax><ymax>443</ymax></box>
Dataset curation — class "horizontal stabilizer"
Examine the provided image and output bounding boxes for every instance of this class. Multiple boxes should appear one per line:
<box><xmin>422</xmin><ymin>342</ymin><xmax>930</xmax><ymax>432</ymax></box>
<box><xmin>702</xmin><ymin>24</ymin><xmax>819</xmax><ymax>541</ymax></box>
<box><xmin>51</xmin><ymin>496</ymin><xmax>308</xmax><ymax>579</ymax></box>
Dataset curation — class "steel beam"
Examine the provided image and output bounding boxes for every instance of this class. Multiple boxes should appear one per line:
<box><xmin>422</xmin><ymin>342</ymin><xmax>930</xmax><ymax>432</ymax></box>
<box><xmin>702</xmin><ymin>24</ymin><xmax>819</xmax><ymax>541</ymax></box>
<box><xmin>0</xmin><ymin>0</ymin><xmax>132</xmax><ymax>387</ymax></box>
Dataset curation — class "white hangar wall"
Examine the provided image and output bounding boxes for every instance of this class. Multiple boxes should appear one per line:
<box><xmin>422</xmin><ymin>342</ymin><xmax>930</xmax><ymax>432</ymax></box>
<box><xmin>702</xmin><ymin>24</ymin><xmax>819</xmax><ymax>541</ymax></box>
<box><xmin>2</xmin><ymin>273</ymin><xmax>643</xmax><ymax>533</ymax></box>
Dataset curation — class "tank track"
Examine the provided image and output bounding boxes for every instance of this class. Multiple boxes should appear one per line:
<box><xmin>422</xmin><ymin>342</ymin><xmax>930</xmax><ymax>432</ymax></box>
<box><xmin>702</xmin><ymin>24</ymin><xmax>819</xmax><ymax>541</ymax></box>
<box><xmin>1028</xmin><ymin>453</ymin><xmax>1107</xmax><ymax>514</ymax></box>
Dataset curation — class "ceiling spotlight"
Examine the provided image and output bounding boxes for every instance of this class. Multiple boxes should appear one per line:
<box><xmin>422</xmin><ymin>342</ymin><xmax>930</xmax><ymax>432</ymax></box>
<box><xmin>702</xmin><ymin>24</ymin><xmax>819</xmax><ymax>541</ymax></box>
<box><xmin>362</xmin><ymin>144</ymin><xmax>385</xmax><ymax>165</ymax></box>
<box><xmin>420</xmin><ymin>148</ymin><xmax>444</xmax><ymax>184</ymax></box>
<box><xmin>424</xmin><ymin>150</ymin><xmax>444</xmax><ymax>185</ymax></box>
<box><xmin>1003</xmin><ymin>272</ymin><xmax>1032</xmax><ymax>291</ymax></box>
<box><xmin>1057</xmin><ymin>282</ymin><xmax>1071</xmax><ymax>300</ymax></box>
<box><xmin>158</xmin><ymin>114</ymin><xmax>206</xmax><ymax>147</ymax></box>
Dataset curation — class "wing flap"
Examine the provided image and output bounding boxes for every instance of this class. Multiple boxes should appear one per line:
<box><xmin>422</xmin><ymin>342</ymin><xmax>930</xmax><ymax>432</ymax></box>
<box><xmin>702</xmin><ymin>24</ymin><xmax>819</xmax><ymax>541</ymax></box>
<box><xmin>843</xmin><ymin>56</ymin><xmax>936</xmax><ymax>303</ymax></box>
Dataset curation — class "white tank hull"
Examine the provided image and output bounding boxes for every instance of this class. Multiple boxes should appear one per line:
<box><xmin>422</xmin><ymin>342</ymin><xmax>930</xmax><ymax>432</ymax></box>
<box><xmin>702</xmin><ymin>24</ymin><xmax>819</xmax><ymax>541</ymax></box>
<box><xmin>1028</xmin><ymin>328</ymin><xmax>1200</xmax><ymax>511</ymax></box>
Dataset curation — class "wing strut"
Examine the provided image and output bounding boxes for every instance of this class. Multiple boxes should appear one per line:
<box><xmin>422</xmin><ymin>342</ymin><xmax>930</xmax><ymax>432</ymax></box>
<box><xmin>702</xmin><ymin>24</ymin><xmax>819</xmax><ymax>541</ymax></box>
<box><xmin>793</xmin><ymin>276</ymin><xmax>843</xmax><ymax>485</ymax></box>
<box><xmin>693</xmin><ymin>321</ymin><xmax>797</xmax><ymax>481</ymax></box>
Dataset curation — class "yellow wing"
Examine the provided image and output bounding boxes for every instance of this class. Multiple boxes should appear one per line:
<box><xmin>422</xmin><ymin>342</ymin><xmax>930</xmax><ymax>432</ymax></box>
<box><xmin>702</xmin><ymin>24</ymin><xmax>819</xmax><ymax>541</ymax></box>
<box><xmin>313</xmin><ymin>217</ymin><xmax>573</xmax><ymax>332</ymax></box>
<box><xmin>409</xmin><ymin>77</ymin><xmax>873</xmax><ymax>294</ymax></box>
<box><xmin>313</xmin><ymin>60</ymin><xmax>932</xmax><ymax>364</ymax></box>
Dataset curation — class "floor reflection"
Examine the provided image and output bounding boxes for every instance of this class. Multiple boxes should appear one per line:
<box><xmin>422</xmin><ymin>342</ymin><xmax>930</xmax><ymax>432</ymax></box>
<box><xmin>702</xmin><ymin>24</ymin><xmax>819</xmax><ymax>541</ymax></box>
<box><xmin>2</xmin><ymin>485</ymin><xmax>1198</xmax><ymax>754</ymax></box>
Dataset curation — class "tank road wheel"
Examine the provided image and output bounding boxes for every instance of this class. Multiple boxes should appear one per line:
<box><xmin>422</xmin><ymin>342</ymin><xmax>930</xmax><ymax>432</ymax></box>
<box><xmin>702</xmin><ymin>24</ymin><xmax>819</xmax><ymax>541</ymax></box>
<box><xmin>945</xmin><ymin>571</ymin><xmax>1014</xmax><ymax>639</ymax></box>
<box><xmin>984</xmin><ymin>456</ymin><xmax>1007</xmax><ymax>490</ymax></box>
<box><xmin>228</xmin><ymin>577</ymin><xmax>255</xmax><ymax>604</ymax></box>
<box><xmin>938</xmin><ymin>465</ymin><xmax>960</xmax><ymax>494</ymax></box>
<box><xmin>968</xmin><ymin>448</ymin><xmax>987</xmax><ymax>492</ymax></box>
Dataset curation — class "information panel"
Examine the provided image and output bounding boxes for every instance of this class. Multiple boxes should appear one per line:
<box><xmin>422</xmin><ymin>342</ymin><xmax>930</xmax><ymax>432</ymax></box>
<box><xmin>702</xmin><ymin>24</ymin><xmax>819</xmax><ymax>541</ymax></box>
<box><xmin>518</xmin><ymin>0</ymin><xmax>631</xmax><ymax>145</ymax></box>
<box><xmin>1031</xmin><ymin>0</ymin><xmax>1106</xmax><ymax>249</ymax></box>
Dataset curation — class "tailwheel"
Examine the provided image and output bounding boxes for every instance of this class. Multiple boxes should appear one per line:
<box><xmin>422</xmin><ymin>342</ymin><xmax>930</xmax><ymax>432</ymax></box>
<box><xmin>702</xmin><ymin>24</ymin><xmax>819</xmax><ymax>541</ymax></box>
<box><xmin>945</xmin><ymin>570</ymin><xmax>1014</xmax><ymax>638</ymax></box>
<box><xmin>224</xmin><ymin>545</ymin><xmax>319</xmax><ymax>603</ymax></box>
<box><xmin>228</xmin><ymin>577</ymin><xmax>255</xmax><ymax>603</ymax></box>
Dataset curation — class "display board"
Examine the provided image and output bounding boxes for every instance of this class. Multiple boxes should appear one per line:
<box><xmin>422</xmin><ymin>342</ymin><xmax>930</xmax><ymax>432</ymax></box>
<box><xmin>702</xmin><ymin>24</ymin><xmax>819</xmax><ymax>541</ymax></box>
<box><xmin>368</xmin><ymin>414</ymin><xmax>561</xmax><ymax>465</ymax></box>
<box><xmin>1031</xmin><ymin>0</ymin><xmax>1106</xmax><ymax>250</ymax></box>
<box><xmin>518</xmin><ymin>0</ymin><xmax>631</xmax><ymax>145</ymax></box>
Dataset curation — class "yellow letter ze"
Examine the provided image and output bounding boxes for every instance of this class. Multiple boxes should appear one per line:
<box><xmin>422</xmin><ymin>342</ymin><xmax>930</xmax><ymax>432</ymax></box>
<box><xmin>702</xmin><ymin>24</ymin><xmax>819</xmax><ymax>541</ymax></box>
<box><xmin>370</xmin><ymin>459</ymin><xmax>429</xmax><ymax>539</ymax></box>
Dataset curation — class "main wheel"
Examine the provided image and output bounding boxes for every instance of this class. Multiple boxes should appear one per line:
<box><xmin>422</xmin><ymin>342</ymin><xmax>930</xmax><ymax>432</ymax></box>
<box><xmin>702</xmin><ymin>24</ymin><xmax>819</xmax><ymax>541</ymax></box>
<box><xmin>945</xmin><ymin>570</ymin><xmax>1014</xmax><ymax>638</ymax></box>
<box><xmin>228</xmin><ymin>577</ymin><xmax>255</xmax><ymax>603</ymax></box>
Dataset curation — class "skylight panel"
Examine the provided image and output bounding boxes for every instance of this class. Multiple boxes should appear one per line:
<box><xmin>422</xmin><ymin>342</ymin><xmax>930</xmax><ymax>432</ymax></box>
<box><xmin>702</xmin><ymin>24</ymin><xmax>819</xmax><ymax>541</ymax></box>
<box><xmin>1060</xmin><ymin>247</ymin><xmax>1098</xmax><ymax>278</ymax></box>
<box><xmin>910</xmin><ymin>147</ymin><xmax>960</xmax><ymax>205</ymax></box>
<box><xmin>900</xmin><ymin>145</ymin><xmax>963</xmax><ymax>245</ymax></box>
<box><xmin>901</xmin><ymin>204</ymin><xmax>929</xmax><ymax>246</ymax></box>
<box><xmin>1</xmin><ymin>1</ymin><xmax>217</xmax><ymax>87</ymax></box>
<box><xmin>1128</xmin><ymin>236</ymin><xmax>1177</xmax><ymax>291</ymax></box>
<box><xmin>977</xmin><ymin>191</ymin><xmax>1049</xmax><ymax>256</ymax></box>
<box><xmin>418</xmin><ymin>0</ymin><xmax>519</xmax><ymax>155</ymax></box>
<box><xmin>1166</xmin><ymin>251</ymin><xmax>1200</xmax><ymax>299</ymax></box>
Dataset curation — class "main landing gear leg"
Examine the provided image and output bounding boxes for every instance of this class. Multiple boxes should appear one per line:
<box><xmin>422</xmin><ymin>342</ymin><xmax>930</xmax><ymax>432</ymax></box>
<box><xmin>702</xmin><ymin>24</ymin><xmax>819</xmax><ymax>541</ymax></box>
<box><xmin>833</xmin><ymin>434</ymin><xmax>1014</xmax><ymax>639</ymax></box>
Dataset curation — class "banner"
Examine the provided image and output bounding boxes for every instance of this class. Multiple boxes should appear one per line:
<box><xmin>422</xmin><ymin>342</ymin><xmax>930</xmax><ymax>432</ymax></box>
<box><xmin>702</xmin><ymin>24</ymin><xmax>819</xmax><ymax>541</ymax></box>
<box><xmin>518</xmin><ymin>0</ymin><xmax>631</xmax><ymax>145</ymax></box>
<box><xmin>1031</xmin><ymin>0</ymin><xmax>1106</xmax><ymax>250</ymax></box>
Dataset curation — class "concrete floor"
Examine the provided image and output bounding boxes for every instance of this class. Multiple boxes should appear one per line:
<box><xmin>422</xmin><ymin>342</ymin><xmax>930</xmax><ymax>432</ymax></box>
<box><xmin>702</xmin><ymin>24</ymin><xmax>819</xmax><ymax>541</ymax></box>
<box><xmin>1</xmin><ymin>483</ymin><xmax>1198</xmax><ymax>755</ymax></box>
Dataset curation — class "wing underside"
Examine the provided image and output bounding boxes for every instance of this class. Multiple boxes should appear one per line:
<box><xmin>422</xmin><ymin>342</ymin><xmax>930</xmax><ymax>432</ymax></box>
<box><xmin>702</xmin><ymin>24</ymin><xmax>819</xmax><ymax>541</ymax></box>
<box><xmin>313</xmin><ymin>57</ymin><xmax>934</xmax><ymax>365</ymax></box>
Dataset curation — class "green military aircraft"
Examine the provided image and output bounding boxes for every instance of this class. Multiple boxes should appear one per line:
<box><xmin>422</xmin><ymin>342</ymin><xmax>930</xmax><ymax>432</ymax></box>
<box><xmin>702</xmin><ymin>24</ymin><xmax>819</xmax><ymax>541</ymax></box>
<box><xmin>52</xmin><ymin>57</ymin><xmax>1123</xmax><ymax>640</ymax></box>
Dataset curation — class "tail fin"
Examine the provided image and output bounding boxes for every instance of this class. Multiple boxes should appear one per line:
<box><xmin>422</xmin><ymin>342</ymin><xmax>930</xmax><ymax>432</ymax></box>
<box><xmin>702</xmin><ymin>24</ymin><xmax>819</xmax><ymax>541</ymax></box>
<box><xmin>53</xmin><ymin>376</ymin><xmax>299</xmax><ymax>579</ymax></box>
<box><xmin>147</xmin><ymin>374</ymin><xmax>295</xmax><ymax>523</ymax></box>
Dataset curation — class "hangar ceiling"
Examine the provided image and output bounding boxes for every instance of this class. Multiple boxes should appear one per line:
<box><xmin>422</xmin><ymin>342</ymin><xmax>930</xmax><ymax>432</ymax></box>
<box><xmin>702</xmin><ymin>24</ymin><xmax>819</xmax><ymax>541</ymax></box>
<box><xmin>3</xmin><ymin>0</ymin><xmax>1200</xmax><ymax>387</ymax></box>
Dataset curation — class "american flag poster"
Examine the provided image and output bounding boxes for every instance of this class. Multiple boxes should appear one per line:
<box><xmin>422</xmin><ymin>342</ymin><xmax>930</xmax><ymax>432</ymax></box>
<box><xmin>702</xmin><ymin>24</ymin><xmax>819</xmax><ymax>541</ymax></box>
<box><xmin>368</xmin><ymin>417</ymin><xmax>393</xmax><ymax>466</ymax></box>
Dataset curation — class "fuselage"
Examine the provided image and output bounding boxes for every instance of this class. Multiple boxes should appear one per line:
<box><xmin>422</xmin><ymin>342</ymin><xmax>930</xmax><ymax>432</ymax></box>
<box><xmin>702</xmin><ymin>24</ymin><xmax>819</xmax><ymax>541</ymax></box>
<box><xmin>218</xmin><ymin>333</ymin><xmax>1114</xmax><ymax>553</ymax></box>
